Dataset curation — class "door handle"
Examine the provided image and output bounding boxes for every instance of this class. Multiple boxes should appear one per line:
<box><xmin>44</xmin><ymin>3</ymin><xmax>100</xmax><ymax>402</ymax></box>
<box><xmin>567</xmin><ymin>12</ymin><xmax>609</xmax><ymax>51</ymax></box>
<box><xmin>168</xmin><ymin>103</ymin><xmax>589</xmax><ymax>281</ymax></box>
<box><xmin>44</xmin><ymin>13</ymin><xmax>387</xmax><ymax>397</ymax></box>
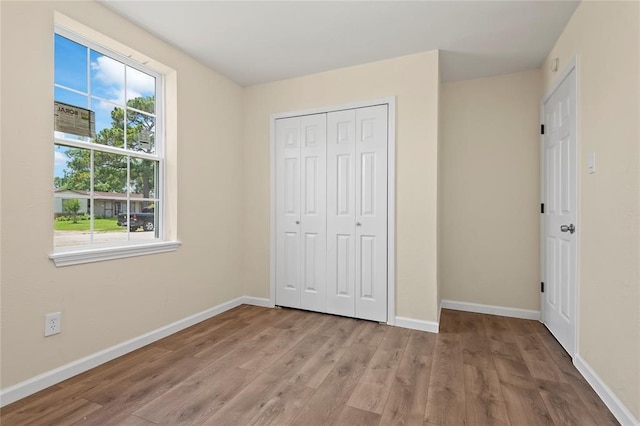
<box><xmin>560</xmin><ymin>224</ymin><xmax>575</xmax><ymax>234</ymax></box>
<box><xmin>356</xmin><ymin>222</ymin><xmax>362</xmax><ymax>226</ymax></box>
<box><xmin>295</xmin><ymin>220</ymin><xmax>300</xmax><ymax>225</ymax></box>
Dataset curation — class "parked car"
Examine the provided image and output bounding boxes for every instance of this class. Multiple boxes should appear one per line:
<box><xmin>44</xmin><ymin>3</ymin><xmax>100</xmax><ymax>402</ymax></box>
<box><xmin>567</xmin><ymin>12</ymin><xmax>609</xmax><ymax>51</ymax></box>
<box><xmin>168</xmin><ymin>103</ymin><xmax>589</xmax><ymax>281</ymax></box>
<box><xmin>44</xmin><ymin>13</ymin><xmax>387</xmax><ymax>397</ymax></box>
<box><xmin>117</xmin><ymin>207</ymin><xmax>155</xmax><ymax>231</ymax></box>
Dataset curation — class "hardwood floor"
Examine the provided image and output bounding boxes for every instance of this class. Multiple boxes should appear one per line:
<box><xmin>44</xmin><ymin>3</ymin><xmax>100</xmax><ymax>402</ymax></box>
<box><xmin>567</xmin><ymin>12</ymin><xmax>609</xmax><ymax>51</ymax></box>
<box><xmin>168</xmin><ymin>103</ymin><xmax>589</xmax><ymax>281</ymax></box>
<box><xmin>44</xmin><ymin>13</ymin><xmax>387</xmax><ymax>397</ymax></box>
<box><xmin>0</xmin><ymin>306</ymin><xmax>618</xmax><ymax>425</ymax></box>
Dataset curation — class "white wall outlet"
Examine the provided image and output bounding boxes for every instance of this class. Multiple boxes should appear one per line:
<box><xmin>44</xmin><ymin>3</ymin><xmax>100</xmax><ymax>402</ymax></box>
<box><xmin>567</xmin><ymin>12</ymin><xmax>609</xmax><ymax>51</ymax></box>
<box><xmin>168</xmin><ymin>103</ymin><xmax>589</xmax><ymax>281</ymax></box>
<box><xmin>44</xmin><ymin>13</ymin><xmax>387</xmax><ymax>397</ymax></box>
<box><xmin>44</xmin><ymin>312</ymin><xmax>61</xmax><ymax>336</ymax></box>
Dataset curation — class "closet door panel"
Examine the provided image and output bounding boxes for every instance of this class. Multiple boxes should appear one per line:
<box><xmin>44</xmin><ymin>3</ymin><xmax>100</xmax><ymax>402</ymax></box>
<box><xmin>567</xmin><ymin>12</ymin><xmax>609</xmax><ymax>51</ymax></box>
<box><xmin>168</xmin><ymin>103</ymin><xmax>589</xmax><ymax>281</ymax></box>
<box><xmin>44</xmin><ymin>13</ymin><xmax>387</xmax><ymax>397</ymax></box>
<box><xmin>326</xmin><ymin>110</ymin><xmax>357</xmax><ymax>317</ymax></box>
<box><xmin>300</xmin><ymin>114</ymin><xmax>327</xmax><ymax>312</ymax></box>
<box><xmin>355</xmin><ymin>105</ymin><xmax>388</xmax><ymax>322</ymax></box>
<box><xmin>275</xmin><ymin>117</ymin><xmax>302</xmax><ymax>308</ymax></box>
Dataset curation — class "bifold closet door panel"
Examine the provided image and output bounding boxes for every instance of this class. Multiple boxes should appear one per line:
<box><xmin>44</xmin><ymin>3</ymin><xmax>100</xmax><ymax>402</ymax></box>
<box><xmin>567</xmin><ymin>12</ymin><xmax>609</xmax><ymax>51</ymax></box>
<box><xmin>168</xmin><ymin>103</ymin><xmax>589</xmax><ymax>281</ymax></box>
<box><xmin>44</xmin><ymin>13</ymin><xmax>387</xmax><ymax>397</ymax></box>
<box><xmin>275</xmin><ymin>116</ymin><xmax>302</xmax><ymax>309</ymax></box>
<box><xmin>354</xmin><ymin>104</ymin><xmax>388</xmax><ymax>322</ymax></box>
<box><xmin>275</xmin><ymin>113</ymin><xmax>327</xmax><ymax>311</ymax></box>
<box><xmin>326</xmin><ymin>109</ymin><xmax>357</xmax><ymax>318</ymax></box>
<box><xmin>299</xmin><ymin>114</ymin><xmax>327</xmax><ymax>312</ymax></box>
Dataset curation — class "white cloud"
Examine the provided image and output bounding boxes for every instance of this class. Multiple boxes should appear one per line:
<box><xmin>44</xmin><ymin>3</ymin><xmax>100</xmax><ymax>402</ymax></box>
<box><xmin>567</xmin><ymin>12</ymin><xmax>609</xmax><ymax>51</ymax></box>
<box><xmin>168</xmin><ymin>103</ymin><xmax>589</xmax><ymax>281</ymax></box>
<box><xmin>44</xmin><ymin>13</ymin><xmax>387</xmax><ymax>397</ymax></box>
<box><xmin>126</xmin><ymin>66</ymin><xmax>155</xmax><ymax>100</ymax></box>
<box><xmin>91</xmin><ymin>56</ymin><xmax>155</xmax><ymax>109</ymax></box>
<box><xmin>54</xmin><ymin>150</ymin><xmax>67</xmax><ymax>169</ymax></box>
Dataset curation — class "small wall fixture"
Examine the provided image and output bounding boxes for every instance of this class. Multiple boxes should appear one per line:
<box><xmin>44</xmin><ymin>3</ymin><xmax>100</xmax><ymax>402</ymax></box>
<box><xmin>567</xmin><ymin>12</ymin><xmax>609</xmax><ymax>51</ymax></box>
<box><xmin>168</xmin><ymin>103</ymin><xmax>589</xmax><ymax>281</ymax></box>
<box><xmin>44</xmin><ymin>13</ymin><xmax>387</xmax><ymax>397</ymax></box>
<box><xmin>550</xmin><ymin>57</ymin><xmax>559</xmax><ymax>72</ymax></box>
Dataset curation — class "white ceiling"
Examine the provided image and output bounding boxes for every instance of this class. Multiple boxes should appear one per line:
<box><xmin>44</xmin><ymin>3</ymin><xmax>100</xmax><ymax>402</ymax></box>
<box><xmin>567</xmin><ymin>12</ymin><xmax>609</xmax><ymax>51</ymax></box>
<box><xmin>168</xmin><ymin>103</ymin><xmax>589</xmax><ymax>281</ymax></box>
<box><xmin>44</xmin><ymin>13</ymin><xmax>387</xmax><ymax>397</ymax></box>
<box><xmin>99</xmin><ymin>1</ymin><xmax>579</xmax><ymax>87</ymax></box>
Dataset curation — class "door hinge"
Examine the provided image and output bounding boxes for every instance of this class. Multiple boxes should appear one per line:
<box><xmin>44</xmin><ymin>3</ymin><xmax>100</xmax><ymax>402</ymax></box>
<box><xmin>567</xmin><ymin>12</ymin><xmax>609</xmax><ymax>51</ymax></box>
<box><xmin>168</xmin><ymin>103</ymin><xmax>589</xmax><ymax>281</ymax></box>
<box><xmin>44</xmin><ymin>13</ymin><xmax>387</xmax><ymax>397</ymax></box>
<box><xmin>541</xmin><ymin>124</ymin><xmax>545</xmax><ymax>135</ymax></box>
<box><xmin>541</xmin><ymin>282</ymin><xmax>545</xmax><ymax>293</ymax></box>
<box><xmin>541</xmin><ymin>203</ymin><xmax>545</xmax><ymax>214</ymax></box>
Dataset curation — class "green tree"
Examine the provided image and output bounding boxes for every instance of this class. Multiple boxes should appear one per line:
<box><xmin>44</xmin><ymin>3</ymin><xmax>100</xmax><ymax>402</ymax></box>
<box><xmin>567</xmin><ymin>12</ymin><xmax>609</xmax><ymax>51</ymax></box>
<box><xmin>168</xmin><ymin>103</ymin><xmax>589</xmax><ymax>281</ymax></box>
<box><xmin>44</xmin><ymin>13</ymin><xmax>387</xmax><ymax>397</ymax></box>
<box><xmin>55</xmin><ymin>96</ymin><xmax>156</xmax><ymax>200</ymax></box>
<box><xmin>62</xmin><ymin>198</ymin><xmax>81</xmax><ymax>223</ymax></box>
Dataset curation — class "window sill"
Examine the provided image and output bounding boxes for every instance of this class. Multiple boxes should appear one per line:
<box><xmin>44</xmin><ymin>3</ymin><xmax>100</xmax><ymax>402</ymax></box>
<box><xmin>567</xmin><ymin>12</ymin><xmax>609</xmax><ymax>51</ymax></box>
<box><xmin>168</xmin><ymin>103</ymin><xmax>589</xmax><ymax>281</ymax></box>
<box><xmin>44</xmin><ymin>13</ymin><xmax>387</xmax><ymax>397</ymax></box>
<box><xmin>49</xmin><ymin>240</ymin><xmax>181</xmax><ymax>267</ymax></box>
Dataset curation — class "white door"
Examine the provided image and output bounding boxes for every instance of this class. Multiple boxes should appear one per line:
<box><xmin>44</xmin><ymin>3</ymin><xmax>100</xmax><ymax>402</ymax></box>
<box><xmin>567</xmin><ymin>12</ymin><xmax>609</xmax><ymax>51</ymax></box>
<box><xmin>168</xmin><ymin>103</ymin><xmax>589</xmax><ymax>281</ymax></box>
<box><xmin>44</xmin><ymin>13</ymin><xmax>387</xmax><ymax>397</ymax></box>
<box><xmin>327</xmin><ymin>105</ymin><xmax>388</xmax><ymax>322</ymax></box>
<box><xmin>326</xmin><ymin>109</ymin><xmax>357</xmax><ymax>317</ymax></box>
<box><xmin>275</xmin><ymin>114</ymin><xmax>327</xmax><ymax>310</ymax></box>
<box><xmin>542</xmin><ymin>66</ymin><xmax>577</xmax><ymax>356</ymax></box>
<box><xmin>299</xmin><ymin>114</ymin><xmax>327</xmax><ymax>312</ymax></box>
<box><xmin>275</xmin><ymin>116</ymin><xmax>302</xmax><ymax>309</ymax></box>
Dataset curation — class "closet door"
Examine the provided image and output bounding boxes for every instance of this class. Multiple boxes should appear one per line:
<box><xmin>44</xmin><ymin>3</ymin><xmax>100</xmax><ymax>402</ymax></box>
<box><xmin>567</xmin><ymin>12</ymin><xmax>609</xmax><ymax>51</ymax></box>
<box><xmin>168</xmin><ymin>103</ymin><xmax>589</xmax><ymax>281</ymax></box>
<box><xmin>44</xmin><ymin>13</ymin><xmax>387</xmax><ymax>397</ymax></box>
<box><xmin>299</xmin><ymin>114</ymin><xmax>327</xmax><ymax>312</ymax></box>
<box><xmin>275</xmin><ymin>114</ymin><xmax>327</xmax><ymax>311</ymax></box>
<box><xmin>275</xmin><ymin>117</ymin><xmax>302</xmax><ymax>308</ymax></box>
<box><xmin>326</xmin><ymin>110</ymin><xmax>357</xmax><ymax>317</ymax></box>
<box><xmin>327</xmin><ymin>105</ymin><xmax>388</xmax><ymax>322</ymax></box>
<box><xmin>355</xmin><ymin>105</ymin><xmax>388</xmax><ymax>322</ymax></box>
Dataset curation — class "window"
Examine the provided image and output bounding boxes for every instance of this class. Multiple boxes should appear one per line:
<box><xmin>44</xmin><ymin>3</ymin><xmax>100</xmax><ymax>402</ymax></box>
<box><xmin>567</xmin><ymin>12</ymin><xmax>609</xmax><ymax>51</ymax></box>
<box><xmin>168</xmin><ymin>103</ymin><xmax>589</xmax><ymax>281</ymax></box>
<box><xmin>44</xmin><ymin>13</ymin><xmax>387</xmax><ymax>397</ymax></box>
<box><xmin>51</xmin><ymin>27</ymin><xmax>178</xmax><ymax>266</ymax></box>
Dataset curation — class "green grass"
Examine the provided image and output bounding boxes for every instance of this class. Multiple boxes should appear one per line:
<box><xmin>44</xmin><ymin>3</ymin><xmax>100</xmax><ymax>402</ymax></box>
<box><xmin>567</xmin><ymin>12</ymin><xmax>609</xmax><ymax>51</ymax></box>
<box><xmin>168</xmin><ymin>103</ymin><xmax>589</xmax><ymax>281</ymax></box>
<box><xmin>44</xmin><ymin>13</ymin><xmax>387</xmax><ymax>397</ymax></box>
<box><xmin>54</xmin><ymin>218</ymin><xmax>125</xmax><ymax>232</ymax></box>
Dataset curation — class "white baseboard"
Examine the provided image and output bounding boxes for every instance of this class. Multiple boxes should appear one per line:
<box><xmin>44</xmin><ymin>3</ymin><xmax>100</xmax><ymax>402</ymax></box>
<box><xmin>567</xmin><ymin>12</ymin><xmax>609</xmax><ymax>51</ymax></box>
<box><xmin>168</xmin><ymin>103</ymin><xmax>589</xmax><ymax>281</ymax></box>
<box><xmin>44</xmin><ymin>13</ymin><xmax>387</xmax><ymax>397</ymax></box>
<box><xmin>241</xmin><ymin>296</ymin><xmax>273</xmax><ymax>308</ymax></box>
<box><xmin>0</xmin><ymin>296</ymin><xmax>248</xmax><ymax>407</ymax></box>
<box><xmin>440</xmin><ymin>299</ymin><xmax>540</xmax><ymax>320</ymax></box>
<box><xmin>574</xmin><ymin>355</ymin><xmax>639</xmax><ymax>426</ymax></box>
<box><xmin>395</xmin><ymin>316</ymin><xmax>439</xmax><ymax>333</ymax></box>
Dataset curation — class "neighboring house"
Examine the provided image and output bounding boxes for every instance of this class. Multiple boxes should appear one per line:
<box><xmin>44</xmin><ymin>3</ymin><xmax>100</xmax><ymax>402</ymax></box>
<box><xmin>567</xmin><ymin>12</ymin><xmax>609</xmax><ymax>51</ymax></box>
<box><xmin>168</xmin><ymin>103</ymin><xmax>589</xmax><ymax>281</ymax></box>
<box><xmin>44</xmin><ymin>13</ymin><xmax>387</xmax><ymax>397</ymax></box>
<box><xmin>54</xmin><ymin>189</ymin><xmax>145</xmax><ymax>218</ymax></box>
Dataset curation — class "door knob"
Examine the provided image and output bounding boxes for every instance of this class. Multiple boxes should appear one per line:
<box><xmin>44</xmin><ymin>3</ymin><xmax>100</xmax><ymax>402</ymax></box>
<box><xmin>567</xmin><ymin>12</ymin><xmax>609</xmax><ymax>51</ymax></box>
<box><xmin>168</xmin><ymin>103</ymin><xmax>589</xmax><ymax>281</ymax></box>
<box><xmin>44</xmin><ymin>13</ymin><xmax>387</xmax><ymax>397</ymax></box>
<box><xmin>356</xmin><ymin>222</ymin><xmax>362</xmax><ymax>226</ymax></box>
<box><xmin>295</xmin><ymin>220</ymin><xmax>300</xmax><ymax>225</ymax></box>
<box><xmin>560</xmin><ymin>224</ymin><xmax>575</xmax><ymax>234</ymax></box>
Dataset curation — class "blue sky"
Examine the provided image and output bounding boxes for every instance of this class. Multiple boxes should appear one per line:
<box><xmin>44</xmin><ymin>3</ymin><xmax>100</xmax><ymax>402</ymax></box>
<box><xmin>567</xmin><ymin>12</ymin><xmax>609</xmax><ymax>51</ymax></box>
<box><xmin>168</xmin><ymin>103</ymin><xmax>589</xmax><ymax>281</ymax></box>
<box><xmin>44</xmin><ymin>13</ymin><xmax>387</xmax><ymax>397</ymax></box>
<box><xmin>54</xmin><ymin>34</ymin><xmax>155</xmax><ymax>178</ymax></box>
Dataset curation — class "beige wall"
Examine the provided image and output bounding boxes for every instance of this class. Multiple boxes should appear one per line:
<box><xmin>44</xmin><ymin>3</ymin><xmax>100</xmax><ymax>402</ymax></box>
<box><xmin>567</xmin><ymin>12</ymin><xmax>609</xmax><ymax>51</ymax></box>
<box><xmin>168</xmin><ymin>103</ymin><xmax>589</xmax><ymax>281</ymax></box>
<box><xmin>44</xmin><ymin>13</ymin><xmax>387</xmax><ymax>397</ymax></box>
<box><xmin>242</xmin><ymin>52</ymin><xmax>441</xmax><ymax>322</ymax></box>
<box><xmin>439</xmin><ymin>70</ymin><xmax>542</xmax><ymax>311</ymax></box>
<box><xmin>542</xmin><ymin>1</ymin><xmax>640</xmax><ymax>419</ymax></box>
<box><xmin>0</xmin><ymin>1</ymin><xmax>244</xmax><ymax>388</ymax></box>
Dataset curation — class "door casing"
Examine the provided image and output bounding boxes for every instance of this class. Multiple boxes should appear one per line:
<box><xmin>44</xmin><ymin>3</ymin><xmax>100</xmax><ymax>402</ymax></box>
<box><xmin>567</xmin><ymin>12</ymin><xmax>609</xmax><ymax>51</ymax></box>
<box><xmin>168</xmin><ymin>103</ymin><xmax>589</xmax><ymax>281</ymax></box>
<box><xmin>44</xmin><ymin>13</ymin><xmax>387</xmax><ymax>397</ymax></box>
<box><xmin>540</xmin><ymin>56</ymin><xmax>579</xmax><ymax>357</ymax></box>
<box><xmin>269</xmin><ymin>97</ymin><xmax>396</xmax><ymax>325</ymax></box>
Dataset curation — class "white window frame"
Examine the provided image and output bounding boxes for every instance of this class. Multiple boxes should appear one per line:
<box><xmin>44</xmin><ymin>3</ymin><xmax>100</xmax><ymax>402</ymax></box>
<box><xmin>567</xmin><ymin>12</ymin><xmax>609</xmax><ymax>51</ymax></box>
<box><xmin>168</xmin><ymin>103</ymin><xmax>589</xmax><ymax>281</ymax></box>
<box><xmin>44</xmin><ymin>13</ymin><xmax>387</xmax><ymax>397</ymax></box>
<box><xmin>50</xmin><ymin>26</ymin><xmax>179</xmax><ymax>267</ymax></box>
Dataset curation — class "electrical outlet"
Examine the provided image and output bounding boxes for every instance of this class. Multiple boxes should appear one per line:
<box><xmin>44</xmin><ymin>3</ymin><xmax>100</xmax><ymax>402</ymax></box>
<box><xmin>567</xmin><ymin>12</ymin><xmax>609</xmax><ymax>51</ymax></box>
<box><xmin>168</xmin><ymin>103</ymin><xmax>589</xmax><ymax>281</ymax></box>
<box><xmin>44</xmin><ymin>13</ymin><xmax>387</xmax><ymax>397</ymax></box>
<box><xmin>44</xmin><ymin>312</ymin><xmax>61</xmax><ymax>336</ymax></box>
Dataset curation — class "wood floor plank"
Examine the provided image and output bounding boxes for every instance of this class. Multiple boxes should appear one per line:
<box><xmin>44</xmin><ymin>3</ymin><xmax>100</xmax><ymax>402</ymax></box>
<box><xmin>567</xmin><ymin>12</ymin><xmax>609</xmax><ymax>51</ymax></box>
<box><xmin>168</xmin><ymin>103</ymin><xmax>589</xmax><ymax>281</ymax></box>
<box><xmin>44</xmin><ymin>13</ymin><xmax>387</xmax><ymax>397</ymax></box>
<box><xmin>379</xmin><ymin>330</ymin><xmax>435</xmax><ymax>425</ymax></box>
<box><xmin>139</xmin><ymin>366</ymin><xmax>259</xmax><ymax>425</ymax></box>
<box><xmin>150</xmin><ymin>306</ymin><xmax>248</xmax><ymax>351</ymax></box>
<box><xmin>499</xmin><ymin>381</ymin><xmax>554</xmax><ymax>425</ymax></box>
<box><xmin>204</xmin><ymin>331</ymin><xmax>332</xmax><ymax>425</ymax></box>
<box><xmin>504</xmin><ymin>316</ymin><xmax>537</xmax><ymax>337</ymax></box>
<box><xmin>59</xmin><ymin>345</ymin><xmax>171</xmax><ymax>389</ymax></box>
<box><xmin>483</xmin><ymin>314</ymin><xmax>515</xmax><ymax>343</ymax></box>
<box><xmin>347</xmin><ymin>326</ymin><xmax>410</xmax><ymax>414</ymax></box>
<box><xmin>201</xmin><ymin>372</ymin><xmax>284</xmax><ymax>425</ymax></box>
<box><xmin>457</xmin><ymin>311</ymin><xmax>488</xmax><ymax>337</ymax></box>
<box><xmin>492</xmin><ymin>339</ymin><xmax>554</xmax><ymax>425</ymax></box>
<box><xmin>190</xmin><ymin>320</ymin><xmax>276</xmax><ymax>360</ymax></box>
<box><xmin>0</xmin><ymin>385</ymin><xmax>65</xmax><ymax>417</ymax></box>
<box><xmin>291</xmin><ymin>343</ymin><xmax>375</xmax><ymax>425</ymax></box>
<box><xmin>354</xmin><ymin>321</ymin><xmax>388</xmax><ymax>348</ymax></box>
<box><xmin>28</xmin><ymin>397</ymin><xmax>101</xmax><ymax>426</ymax></box>
<box><xmin>239</xmin><ymin>313</ymin><xmax>328</xmax><ymax>371</ymax></box>
<box><xmin>92</xmin><ymin>414</ymin><xmax>158</xmax><ymax>426</ymax></box>
<box><xmin>334</xmin><ymin>405</ymin><xmax>381</xmax><ymax>426</ymax></box>
<box><xmin>438</xmin><ymin>309</ymin><xmax>463</xmax><ymax>334</ymax></box>
<box><xmin>262</xmin><ymin>332</ymin><xmax>331</xmax><ymax>379</ymax></box>
<box><xmin>131</xmin><ymin>327</ymin><xmax>286</xmax><ymax>423</ymax></box>
<box><xmin>82</xmin><ymin>348</ymin><xmax>204</xmax><ymax>406</ymax></box>
<box><xmin>515</xmin><ymin>332</ymin><xmax>569</xmax><ymax>383</ymax></box>
<box><xmin>462</xmin><ymin>335</ymin><xmax>493</xmax><ymax>370</ymax></box>
<box><xmin>2</xmin><ymin>396</ymin><xmax>101</xmax><ymax>425</ymax></box>
<box><xmin>537</xmin><ymin>379</ymin><xmax>600</xmax><ymax>425</ymax></box>
<box><xmin>292</xmin><ymin>319</ymin><xmax>365</xmax><ymax>389</ymax></box>
<box><xmin>536</xmin><ymin>329</ymin><xmax>619</xmax><ymax>425</ymax></box>
<box><xmin>1</xmin><ymin>306</ymin><xmax>619</xmax><ymax>426</ymax></box>
<box><xmin>423</xmin><ymin>334</ymin><xmax>467</xmax><ymax>425</ymax></box>
<box><xmin>463</xmin><ymin>364</ymin><xmax>510</xmax><ymax>426</ymax></box>
<box><xmin>60</xmin><ymin>346</ymin><xmax>172</xmax><ymax>399</ymax></box>
<box><xmin>246</xmin><ymin>380</ymin><xmax>317</xmax><ymax>426</ymax></box>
